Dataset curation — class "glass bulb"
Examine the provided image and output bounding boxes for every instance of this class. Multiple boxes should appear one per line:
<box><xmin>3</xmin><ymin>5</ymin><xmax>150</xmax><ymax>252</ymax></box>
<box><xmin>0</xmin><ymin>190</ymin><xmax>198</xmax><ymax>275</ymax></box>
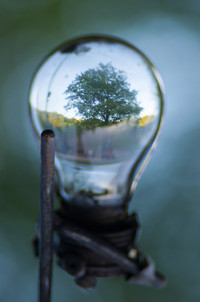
<box><xmin>29</xmin><ymin>35</ymin><xmax>164</xmax><ymax>207</ymax></box>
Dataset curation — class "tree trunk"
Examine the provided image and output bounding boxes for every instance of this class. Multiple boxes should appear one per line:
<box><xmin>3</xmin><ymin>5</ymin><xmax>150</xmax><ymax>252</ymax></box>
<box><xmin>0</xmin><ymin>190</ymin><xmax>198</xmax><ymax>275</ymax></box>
<box><xmin>76</xmin><ymin>127</ymin><xmax>85</xmax><ymax>157</ymax></box>
<box><xmin>105</xmin><ymin>114</ymin><xmax>109</xmax><ymax>125</ymax></box>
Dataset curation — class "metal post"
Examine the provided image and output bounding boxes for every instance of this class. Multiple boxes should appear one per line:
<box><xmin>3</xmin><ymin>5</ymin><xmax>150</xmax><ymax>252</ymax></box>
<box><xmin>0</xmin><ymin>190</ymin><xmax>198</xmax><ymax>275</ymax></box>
<box><xmin>39</xmin><ymin>130</ymin><xmax>55</xmax><ymax>302</ymax></box>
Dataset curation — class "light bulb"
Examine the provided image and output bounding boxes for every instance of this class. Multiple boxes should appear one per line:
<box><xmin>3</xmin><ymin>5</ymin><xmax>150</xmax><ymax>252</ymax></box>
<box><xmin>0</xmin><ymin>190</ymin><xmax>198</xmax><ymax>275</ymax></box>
<box><xmin>29</xmin><ymin>35</ymin><xmax>164</xmax><ymax>208</ymax></box>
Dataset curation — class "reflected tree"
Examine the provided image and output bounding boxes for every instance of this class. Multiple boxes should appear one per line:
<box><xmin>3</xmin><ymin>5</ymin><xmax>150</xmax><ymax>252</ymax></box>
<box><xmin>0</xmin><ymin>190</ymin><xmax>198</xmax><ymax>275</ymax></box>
<box><xmin>64</xmin><ymin>63</ymin><xmax>142</xmax><ymax>156</ymax></box>
<box><xmin>64</xmin><ymin>63</ymin><xmax>142</xmax><ymax>128</ymax></box>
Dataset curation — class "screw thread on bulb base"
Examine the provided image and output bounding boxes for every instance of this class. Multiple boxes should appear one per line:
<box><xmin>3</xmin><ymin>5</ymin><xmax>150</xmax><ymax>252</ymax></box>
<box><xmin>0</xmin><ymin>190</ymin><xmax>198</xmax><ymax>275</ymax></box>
<box><xmin>57</xmin><ymin>199</ymin><xmax>128</xmax><ymax>225</ymax></box>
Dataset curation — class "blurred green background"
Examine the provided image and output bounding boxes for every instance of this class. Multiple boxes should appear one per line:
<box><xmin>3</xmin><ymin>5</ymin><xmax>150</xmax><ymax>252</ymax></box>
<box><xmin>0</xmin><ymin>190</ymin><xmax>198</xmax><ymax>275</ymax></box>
<box><xmin>1</xmin><ymin>0</ymin><xmax>200</xmax><ymax>301</ymax></box>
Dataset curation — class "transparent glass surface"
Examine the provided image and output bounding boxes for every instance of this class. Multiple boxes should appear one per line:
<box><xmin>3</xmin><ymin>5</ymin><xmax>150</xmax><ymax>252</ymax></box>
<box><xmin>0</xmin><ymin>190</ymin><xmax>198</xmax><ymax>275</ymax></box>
<box><xmin>29</xmin><ymin>35</ymin><xmax>164</xmax><ymax>207</ymax></box>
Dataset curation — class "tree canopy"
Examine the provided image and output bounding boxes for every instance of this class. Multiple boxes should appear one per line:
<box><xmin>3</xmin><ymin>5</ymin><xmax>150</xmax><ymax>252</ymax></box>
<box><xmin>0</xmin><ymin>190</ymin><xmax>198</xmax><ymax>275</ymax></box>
<box><xmin>64</xmin><ymin>63</ymin><xmax>142</xmax><ymax>129</ymax></box>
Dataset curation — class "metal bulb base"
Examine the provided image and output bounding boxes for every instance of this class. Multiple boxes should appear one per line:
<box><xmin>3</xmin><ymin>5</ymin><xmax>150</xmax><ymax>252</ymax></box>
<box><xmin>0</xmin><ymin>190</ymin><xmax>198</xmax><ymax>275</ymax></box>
<box><xmin>53</xmin><ymin>204</ymin><xmax>166</xmax><ymax>290</ymax></box>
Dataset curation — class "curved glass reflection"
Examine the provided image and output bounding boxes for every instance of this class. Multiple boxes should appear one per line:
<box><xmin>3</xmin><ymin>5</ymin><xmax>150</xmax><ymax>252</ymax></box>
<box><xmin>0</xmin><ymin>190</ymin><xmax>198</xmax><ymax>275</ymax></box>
<box><xmin>29</xmin><ymin>35</ymin><xmax>164</xmax><ymax>207</ymax></box>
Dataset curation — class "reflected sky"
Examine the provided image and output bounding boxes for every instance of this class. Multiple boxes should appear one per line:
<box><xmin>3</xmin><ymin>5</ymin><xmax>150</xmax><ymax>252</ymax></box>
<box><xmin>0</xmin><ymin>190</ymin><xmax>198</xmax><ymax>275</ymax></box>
<box><xmin>31</xmin><ymin>40</ymin><xmax>160</xmax><ymax>119</ymax></box>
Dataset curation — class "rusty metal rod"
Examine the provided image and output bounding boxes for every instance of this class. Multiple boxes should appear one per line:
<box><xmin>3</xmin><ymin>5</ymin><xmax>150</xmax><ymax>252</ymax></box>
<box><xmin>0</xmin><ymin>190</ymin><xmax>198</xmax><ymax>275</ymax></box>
<box><xmin>39</xmin><ymin>130</ymin><xmax>55</xmax><ymax>302</ymax></box>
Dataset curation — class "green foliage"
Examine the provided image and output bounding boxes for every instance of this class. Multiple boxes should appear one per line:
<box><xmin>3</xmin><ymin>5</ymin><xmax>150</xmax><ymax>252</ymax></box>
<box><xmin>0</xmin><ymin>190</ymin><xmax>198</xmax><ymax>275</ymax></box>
<box><xmin>36</xmin><ymin>110</ymin><xmax>77</xmax><ymax>131</ymax></box>
<box><xmin>64</xmin><ymin>63</ymin><xmax>142</xmax><ymax>129</ymax></box>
